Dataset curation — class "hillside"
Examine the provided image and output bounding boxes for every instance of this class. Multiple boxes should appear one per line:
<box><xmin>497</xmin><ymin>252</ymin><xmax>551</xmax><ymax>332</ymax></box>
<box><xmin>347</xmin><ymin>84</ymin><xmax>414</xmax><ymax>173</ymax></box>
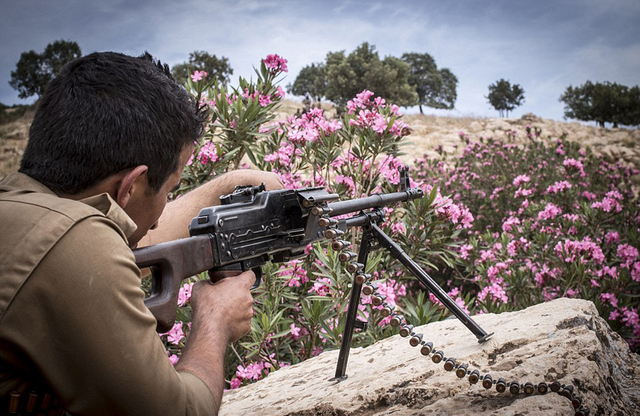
<box><xmin>0</xmin><ymin>108</ymin><xmax>32</xmax><ymax>178</ymax></box>
<box><xmin>2</xmin><ymin>101</ymin><xmax>639</xmax><ymax>180</ymax></box>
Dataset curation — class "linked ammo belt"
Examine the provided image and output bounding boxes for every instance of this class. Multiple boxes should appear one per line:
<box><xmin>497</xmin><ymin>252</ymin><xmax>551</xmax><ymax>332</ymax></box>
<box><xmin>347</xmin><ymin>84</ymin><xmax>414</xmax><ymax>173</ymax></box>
<box><xmin>0</xmin><ymin>390</ymin><xmax>67</xmax><ymax>416</ymax></box>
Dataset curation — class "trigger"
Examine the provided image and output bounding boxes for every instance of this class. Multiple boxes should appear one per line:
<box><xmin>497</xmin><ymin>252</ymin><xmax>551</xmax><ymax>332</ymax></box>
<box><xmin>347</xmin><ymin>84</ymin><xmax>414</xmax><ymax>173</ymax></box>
<box><xmin>251</xmin><ymin>267</ymin><xmax>262</xmax><ymax>289</ymax></box>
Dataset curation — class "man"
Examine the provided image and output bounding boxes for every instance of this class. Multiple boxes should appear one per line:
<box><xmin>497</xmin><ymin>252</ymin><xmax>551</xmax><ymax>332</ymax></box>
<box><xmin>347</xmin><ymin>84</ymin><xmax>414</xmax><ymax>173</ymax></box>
<box><xmin>0</xmin><ymin>52</ymin><xmax>282</xmax><ymax>415</ymax></box>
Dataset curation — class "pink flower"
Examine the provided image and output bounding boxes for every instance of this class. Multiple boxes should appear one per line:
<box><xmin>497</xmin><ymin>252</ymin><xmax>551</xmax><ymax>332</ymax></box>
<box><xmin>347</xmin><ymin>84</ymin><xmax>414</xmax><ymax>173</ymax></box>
<box><xmin>280</xmin><ymin>260</ymin><xmax>309</xmax><ymax>287</ymax></box>
<box><xmin>335</xmin><ymin>174</ymin><xmax>356</xmax><ymax>194</ymax></box>
<box><xmin>591</xmin><ymin>197</ymin><xmax>622</xmax><ymax>213</ymax></box>
<box><xmin>377</xmin><ymin>155</ymin><xmax>405</xmax><ymax>185</ymax></box>
<box><xmin>538</xmin><ymin>203</ymin><xmax>562</xmax><ymax>220</ymax></box>
<box><xmin>164</xmin><ymin>321</ymin><xmax>185</xmax><ymax>346</ymax></box>
<box><xmin>545</xmin><ymin>181</ymin><xmax>572</xmax><ymax>194</ymax></box>
<box><xmin>236</xmin><ymin>362</ymin><xmax>263</xmax><ymax>381</ymax></box>
<box><xmin>597</xmin><ymin>266</ymin><xmax>618</xmax><ymax>280</ymax></box>
<box><xmin>190</xmin><ymin>70</ymin><xmax>208</xmax><ymax>82</ymax></box>
<box><xmin>194</xmin><ymin>142</ymin><xmax>220</xmax><ymax>165</ymax></box>
<box><xmin>617</xmin><ymin>244</ymin><xmax>639</xmax><ymax>267</ymax></box>
<box><xmin>290</xmin><ymin>323</ymin><xmax>303</xmax><ymax>340</ymax></box>
<box><xmin>514</xmin><ymin>187</ymin><xmax>533</xmax><ymax>198</ymax></box>
<box><xmin>563</xmin><ymin>158</ymin><xmax>586</xmax><ymax>177</ymax></box>
<box><xmin>309</xmin><ymin>277</ymin><xmax>332</xmax><ymax>296</ymax></box>
<box><xmin>631</xmin><ymin>262</ymin><xmax>640</xmax><ymax>282</ymax></box>
<box><xmin>502</xmin><ymin>216</ymin><xmax>520</xmax><ymax>233</ymax></box>
<box><xmin>622</xmin><ymin>308</ymin><xmax>639</xmax><ymax>328</ymax></box>
<box><xmin>347</xmin><ymin>90</ymin><xmax>375</xmax><ymax>113</ymax></box>
<box><xmin>259</xmin><ymin>94</ymin><xmax>273</xmax><ymax>107</ymax></box>
<box><xmin>477</xmin><ymin>282</ymin><xmax>509</xmax><ymax>304</ymax></box>
<box><xmin>275</xmin><ymin>86</ymin><xmax>286</xmax><ymax>98</ymax></box>
<box><xmin>168</xmin><ymin>353</ymin><xmax>179</xmax><ymax>366</ymax></box>
<box><xmin>554</xmin><ymin>238</ymin><xmax>605</xmax><ymax>264</ymax></box>
<box><xmin>372</xmin><ymin>114</ymin><xmax>389</xmax><ymax>134</ymax></box>
<box><xmin>178</xmin><ymin>282</ymin><xmax>194</xmax><ymax>306</ymax></box>
<box><xmin>460</xmin><ymin>244</ymin><xmax>473</xmax><ymax>260</ymax></box>
<box><xmin>229</xmin><ymin>377</ymin><xmax>242</xmax><ymax>389</ymax></box>
<box><xmin>263</xmin><ymin>54</ymin><xmax>288</xmax><ymax>73</ymax></box>
<box><xmin>512</xmin><ymin>174</ymin><xmax>530</xmax><ymax>187</ymax></box>
<box><xmin>600</xmin><ymin>292</ymin><xmax>619</xmax><ymax>308</ymax></box>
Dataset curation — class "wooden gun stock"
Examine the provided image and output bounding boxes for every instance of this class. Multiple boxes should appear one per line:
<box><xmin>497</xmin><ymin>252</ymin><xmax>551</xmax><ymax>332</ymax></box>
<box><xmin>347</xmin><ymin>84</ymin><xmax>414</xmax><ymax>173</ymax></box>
<box><xmin>133</xmin><ymin>234</ymin><xmax>214</xmax><ymax>333</ymax></box>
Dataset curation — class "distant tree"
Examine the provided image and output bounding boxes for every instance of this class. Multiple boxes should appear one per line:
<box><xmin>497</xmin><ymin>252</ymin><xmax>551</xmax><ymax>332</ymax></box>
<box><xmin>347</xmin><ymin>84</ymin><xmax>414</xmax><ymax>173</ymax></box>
<box><xmin>9</xmin><ymin>40</ymin><xmax>82</xmax><ymax>100</ymax></box>
<box><xmin>171</xmin><ymin>51</ymin><xmax>233</xmax><ymax>86</ymax></box>
<box><xmin>367</xmin><ymin>55</ymin><xmax>417</xmax><ymax>107</ymax></box>
<box><xmin>323</xmin><ymin>42</ymin><xmax>416</xmax><ymax>110</ymax></box>
<box><xmin>287</xmin><ymin>63</ymin><xmax>326</xmax><ymax>103</ymax></box>
<box><xmin>401</xmin><ymin>52</ymin><xmax>458</xmax><ymax>114</ymax></box>
<box><xmin>559</xmin><ymin>81</ymin><xmax>640</xmax><ymax>127</ymax></box>
<box><xmin>486</xmin><ymin>79</ymin><xmax>525</xmax><ymax>117</ymax></box>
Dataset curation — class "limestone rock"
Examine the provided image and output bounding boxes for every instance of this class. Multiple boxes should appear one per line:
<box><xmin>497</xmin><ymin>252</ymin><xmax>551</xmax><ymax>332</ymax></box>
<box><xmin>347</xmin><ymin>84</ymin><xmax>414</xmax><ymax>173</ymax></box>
<box><xmin>220</xmin><ymin>298</ymin><xmax>640</xmax><ymax>416</ymax></box>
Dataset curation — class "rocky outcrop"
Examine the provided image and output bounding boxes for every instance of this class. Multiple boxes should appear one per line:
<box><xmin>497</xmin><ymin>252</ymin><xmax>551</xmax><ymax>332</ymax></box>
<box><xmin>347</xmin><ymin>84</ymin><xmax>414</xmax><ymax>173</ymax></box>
<box><xmin>220</xmin><ymin>298</ymin><xmax>640</xmax><ymax>415</ymax></box>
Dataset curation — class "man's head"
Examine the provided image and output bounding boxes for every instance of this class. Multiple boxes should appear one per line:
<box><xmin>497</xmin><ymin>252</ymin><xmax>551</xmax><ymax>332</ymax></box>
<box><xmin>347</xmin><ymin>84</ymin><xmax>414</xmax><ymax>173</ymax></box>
<box><xmin>20</xmin><ymin>51</ymin><xmax>207</xmax><ymax>196</ymax></box>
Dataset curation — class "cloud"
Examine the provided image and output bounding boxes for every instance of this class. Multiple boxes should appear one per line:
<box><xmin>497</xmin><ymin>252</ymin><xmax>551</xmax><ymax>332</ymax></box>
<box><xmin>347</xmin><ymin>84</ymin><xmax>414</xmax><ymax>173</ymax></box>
<box><xmin>1</xmin><ymin>0</ymin><xmax>639</xmax><ymax>122</ymax></box>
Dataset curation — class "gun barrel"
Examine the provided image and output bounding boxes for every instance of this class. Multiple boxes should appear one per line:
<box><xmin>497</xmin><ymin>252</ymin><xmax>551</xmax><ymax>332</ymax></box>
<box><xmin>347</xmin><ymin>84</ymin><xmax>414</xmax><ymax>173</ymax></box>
<box><xmin>327</xmin><ymin>189</ymin><xmax>423</xmax><ymax>217</ymax></box>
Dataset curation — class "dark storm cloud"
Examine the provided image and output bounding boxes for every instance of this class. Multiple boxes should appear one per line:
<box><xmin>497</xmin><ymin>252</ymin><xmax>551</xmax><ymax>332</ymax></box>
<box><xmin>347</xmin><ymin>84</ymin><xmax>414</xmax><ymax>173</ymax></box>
<box><xmin>1</xmin><ymin>0</ymin><xmax>639</xmax><ymax>120</ymax></box>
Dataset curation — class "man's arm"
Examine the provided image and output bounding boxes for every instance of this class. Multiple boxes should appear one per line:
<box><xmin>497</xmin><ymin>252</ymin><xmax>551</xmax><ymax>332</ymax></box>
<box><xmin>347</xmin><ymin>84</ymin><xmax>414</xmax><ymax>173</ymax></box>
<box><xmin>175</xmin><ymin>273</ymin><xmax>255</xmax><ymax>414</ymax></box>
<box><xmin>2</xmin><ymin>217</ymin><xmax>239</xmax><ymax>415</ymax></box>
<box><xmin>139</xmin><ymin>170</ymin><xmax>283</xmax><ymax>247</ymax></box>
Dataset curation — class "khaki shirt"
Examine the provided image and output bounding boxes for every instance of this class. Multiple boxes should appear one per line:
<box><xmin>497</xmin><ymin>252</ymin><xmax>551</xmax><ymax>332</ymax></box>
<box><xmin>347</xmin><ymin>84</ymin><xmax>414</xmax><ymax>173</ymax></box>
<box><xmin>0</xmin><ymin>173</ymin><xmax>215</xmax><ymax>415</ymax></box>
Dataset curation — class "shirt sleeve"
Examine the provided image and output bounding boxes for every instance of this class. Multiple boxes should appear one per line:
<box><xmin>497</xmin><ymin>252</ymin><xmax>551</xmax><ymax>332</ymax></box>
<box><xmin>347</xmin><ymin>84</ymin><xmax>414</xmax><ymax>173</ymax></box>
<box><xmin>1</xmin><ymin>215</ymin><xmax>217</xmax><ymax>415</ymax></box>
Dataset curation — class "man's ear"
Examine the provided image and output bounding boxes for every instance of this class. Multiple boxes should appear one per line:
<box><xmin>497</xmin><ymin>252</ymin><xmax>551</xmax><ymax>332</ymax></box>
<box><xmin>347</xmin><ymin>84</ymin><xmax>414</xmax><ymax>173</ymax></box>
<box><xmin>116</xmin><ymin>165</ymin><xmax>149</xmax><ymax>208</ymax></box>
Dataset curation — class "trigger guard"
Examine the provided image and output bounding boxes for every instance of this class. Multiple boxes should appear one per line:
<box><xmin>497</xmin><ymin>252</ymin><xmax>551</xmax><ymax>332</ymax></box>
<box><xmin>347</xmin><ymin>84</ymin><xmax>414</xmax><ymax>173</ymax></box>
<box><xmin>251</xmin><ymin>267</ymin><xmax>262</xmax><ymax>289</ymax></box>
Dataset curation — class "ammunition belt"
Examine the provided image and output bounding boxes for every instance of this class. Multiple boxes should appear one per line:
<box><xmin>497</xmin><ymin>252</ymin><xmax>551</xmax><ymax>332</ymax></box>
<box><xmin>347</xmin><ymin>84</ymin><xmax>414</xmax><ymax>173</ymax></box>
<box><xmin>334</xmin><ymin>228</ymin><xmax>591</xmax><ymax>415</ymax></box>
<box><xmin>0</xmin><ymin>390</ymin><xmax>68</xmax><ymax>416</ymax></box>
<box><xmin>393</xmin><ymin>320</ymin><xmax>590</xmax><ymax>416</ymax></box>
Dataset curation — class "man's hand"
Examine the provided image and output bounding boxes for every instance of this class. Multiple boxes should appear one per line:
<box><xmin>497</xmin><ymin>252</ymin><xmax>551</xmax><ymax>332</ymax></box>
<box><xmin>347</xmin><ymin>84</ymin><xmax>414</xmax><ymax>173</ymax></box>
<box><xmin>189</xmin><ymin>271</ymin><xmax>255</xmax><ymax>344</ymax></box>
<box><xmin>175</xmin><ymin>270</ymin><xmax>256</xmax><ymax>413</ymax></box>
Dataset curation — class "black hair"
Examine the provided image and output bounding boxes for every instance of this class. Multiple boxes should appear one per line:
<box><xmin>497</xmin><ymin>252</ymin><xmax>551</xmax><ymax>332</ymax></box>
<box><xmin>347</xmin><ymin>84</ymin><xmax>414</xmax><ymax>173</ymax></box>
<box><xmin>20</xmin><ymin>51</ymin><xmax>208</xmax><ymax>194</ymax></box>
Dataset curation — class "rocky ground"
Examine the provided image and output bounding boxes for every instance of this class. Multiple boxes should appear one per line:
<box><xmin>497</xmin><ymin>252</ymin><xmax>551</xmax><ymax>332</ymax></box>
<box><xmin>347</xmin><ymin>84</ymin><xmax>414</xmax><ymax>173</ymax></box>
<box><xmin>220</xmin><ymin>298</ymin><xmax>640</xmax><ymax>416</ymax></box>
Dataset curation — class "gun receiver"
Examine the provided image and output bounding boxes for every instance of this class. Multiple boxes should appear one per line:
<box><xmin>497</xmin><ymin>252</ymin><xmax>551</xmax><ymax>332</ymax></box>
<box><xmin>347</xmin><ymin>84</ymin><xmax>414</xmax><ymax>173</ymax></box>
<box><xmin>134</xmin><ymin>168</ymin><xmax>423</xmax><ymax>333</ymax></box>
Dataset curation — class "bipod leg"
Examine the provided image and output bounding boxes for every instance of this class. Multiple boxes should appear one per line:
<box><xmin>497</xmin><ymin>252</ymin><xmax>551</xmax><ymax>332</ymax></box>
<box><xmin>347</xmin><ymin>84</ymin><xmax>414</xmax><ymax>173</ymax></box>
<box><xmin>330</xmin><ymin>226</ymin><xmax>376</xmax><ymax>381</ymax></box>
<box><xmin>369</xmin><ymin>223</ymin><xmax>493</xmax><ymax>342</ymax></box>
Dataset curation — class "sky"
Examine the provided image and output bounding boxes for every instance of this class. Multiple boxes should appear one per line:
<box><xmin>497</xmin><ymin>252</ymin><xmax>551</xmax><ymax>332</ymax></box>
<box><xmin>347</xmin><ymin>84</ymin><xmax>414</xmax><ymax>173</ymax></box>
<box><xmin>1</xmin><ymin>0</ymin><xmax>639</xmax><ymax>121</ymax></box>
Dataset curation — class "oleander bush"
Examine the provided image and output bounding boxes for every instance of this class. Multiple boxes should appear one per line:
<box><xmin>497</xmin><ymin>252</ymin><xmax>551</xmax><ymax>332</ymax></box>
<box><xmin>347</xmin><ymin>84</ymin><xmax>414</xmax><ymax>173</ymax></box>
<box><xmin>159</xmin><ymin>56</ymin><xmax>640</xmax><ymax>390</ymax></box>
<box><xmin>414</xmin><ymin>129</ymin><xmax>640</xmax><ymax>349</ymax></box>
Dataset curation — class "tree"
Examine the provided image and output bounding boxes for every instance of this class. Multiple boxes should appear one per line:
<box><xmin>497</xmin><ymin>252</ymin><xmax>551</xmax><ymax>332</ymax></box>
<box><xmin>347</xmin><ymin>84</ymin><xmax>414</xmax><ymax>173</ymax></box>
<box><xmin>171</xmin><ymin>51</ymin><xmax>233</xmax><ymax>86</ymax></box>
<box><xmin>322</xmin><ymin>42</ymin><xmax>416</xmax><ymax>110</ymax></box>
<box><xmin>286</xmin><ymin>63</ymin><xmax>326</xmax><ymax>103</ymax></box>
<box><xmin>401</xmin><ymin>52</ymin><xmax>458</xmax><ymax>114</ymax></box>
<box><xmin>486</xmin><ymin>79</ymin><xmax>525</xmax><ymax>117</ymax></box>
<box><xmin>559</xmin><ymin>81</ymin><xmax>640</xmax><ymax>127</ymax></box>
<box><xmin>9</xmin><ymin>40</ymin><xmax>82</xmax><ymax>100</ymax></box>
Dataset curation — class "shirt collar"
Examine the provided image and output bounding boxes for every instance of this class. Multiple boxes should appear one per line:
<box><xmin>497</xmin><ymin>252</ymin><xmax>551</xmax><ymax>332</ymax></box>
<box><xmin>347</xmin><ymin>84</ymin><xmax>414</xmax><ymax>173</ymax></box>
<box><xmin>0</xmin><ymin>172</ymin><xmax>138</xmax><ymax>240</ymax></box>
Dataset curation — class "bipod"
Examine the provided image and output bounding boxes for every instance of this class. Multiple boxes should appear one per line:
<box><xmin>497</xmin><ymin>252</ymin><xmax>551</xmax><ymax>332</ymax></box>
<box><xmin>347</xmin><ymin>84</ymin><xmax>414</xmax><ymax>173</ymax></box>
<box><xmin>330</xmin><ymin>210</ymin><xmax>493</xmax><ymax>381</ymax></box>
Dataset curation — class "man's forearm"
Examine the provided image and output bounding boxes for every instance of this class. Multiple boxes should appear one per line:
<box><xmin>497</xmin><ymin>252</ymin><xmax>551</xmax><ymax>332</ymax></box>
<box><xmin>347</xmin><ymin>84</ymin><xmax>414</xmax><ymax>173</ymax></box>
<box><xmin>140</xmin><ymin>170</ymin><xmax>282</xmax><ymax>247</ymax></box>
<box><xmin>175</xmin><ymin>333</ymin><xmax>227</xmax><ymax>415</ymax></box>
<box><xmin>175</xmin><ymin>275</ymin><xmax>255</xmax><ymax>415</ymax></box>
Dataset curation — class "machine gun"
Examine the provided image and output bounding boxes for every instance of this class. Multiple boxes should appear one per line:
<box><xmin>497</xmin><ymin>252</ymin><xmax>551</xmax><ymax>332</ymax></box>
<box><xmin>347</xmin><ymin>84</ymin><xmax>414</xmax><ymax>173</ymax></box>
<box><xmin>133</xmin><ymin>167</ymin><xmax>493</xmax><ymax>379</ymax></box>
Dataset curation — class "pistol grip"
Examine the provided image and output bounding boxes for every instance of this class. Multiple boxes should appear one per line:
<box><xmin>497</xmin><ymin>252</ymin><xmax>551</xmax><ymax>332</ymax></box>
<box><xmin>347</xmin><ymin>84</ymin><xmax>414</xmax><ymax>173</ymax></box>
<box><xmin>208</xmin><ymin>264</ymin><xmax>262</xmax><ymax>288</ymax></box>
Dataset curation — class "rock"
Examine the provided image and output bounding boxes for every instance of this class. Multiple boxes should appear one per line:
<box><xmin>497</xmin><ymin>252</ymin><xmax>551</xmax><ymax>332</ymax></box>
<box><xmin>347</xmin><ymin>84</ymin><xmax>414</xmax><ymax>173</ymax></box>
<box><xmin>521</xmin><ymin>113</ymin><xmax>543</xmax><ymax>123</ymax></box>
<box><xmin>220</xmin><ymin>298</ymin><xmax>640</xmax><ymax>416</ymax></box>
<box><xmin>467</xmin><ymin>121</ymin><xmax>484</xmax><ymax>133</ymax></box>
<box><xmin>486</xmin><ymin>119</ymin><xmax>512</xmax><ymax>132</ymax></box>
